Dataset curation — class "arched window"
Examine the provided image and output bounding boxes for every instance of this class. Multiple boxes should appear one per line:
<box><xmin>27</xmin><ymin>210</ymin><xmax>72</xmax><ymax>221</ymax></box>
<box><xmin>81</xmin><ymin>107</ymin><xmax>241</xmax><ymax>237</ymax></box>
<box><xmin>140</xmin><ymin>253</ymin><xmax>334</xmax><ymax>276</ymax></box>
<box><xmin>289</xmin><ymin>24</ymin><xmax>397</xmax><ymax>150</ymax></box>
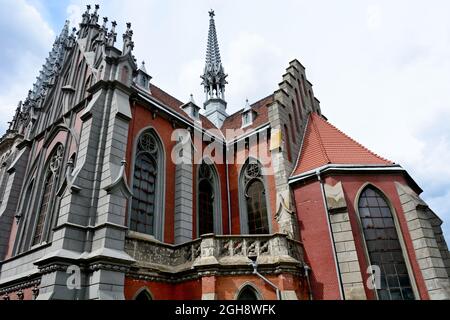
<box><xmin>32</xmin><ymin>144</ymin><xmax>64</xmax><ymax>246</ymax></box>
<box><xmin>240</xmin><ymin>160</ymin><xmax>270</xmax><ymax>235</ymax></box>
<box><xmin>134</xmin><ymin>289</ymin><xmax>153</xmax><ymax>301</ymax></box>
<box><xmin>197</xmin><ymin>161</ymin><xmax>221</xmax><ymax>236</ymax></box>
<box><xmin>237</xmin><ymin>285</ymin><xmax>260</xmax><ymax>300</ymax></box>
<box><xmin>130</xmin><ymin>130</ymin><xmax>164</xmax><ymax>239</ymax></box>
<box><xmin>358</xmin><ymin>186</ymin><xmax>415</xmax><ymax>300</ymax></box>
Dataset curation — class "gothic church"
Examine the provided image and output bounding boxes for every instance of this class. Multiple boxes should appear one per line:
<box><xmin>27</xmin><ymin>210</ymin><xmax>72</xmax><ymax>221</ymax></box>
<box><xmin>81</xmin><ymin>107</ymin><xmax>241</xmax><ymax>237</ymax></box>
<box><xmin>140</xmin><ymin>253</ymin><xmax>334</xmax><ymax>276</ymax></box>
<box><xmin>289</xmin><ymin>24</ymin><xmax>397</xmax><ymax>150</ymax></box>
<box><xmin>0</xmin><ymin>5</ymin><xmax>449</xmax><ymax>300</ymax></box>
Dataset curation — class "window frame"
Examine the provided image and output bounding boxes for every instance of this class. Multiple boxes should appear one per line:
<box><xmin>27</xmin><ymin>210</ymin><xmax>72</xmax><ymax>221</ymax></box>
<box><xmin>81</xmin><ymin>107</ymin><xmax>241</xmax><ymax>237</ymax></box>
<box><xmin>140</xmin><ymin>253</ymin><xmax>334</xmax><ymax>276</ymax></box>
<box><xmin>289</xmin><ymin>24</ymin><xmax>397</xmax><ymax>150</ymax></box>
<box><xmin>238</xmin><ymin>158</ymin><xmax>271</xmax><ymax>235</ymax></box>
<box><xmin>128</xmin><ymin>127</ymin><xmax>165</xmax><ymax>241</ymax></box>
<box><xmin>196</xmin><ymin>159</ymin><xmax>222</xmax><ymax>237</ymax></box>
<box><xmin>30</xmin><ymin>144</ymin><xmax>65</xmax><ymax>248</ymax></box>
<box><xmin>235</xmin><ymin>282</ymin><xmax>263</xmax><ymax>300</ymax></box>
<box><xmin>354</xmin><ymin>183</ymin><xmax>420</xmax><ymax>300</ymax></box>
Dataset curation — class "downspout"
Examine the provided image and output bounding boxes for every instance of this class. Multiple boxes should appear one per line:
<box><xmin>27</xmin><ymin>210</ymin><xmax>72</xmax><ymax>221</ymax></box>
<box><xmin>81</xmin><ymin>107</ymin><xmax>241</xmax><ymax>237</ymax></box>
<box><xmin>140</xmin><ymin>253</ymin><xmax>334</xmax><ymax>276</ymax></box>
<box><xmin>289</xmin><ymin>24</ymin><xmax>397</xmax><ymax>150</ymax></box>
<box><xmin>304</xmin><ymin>265</ymin><xmax>313</xmax><ymax>300</ymax></box>
<box><xmin>225</xmin><ymin>145</ymin><xmax>232</xmax><ymax>234</ymax></box>
<box><xmin>316</xmin><ymin>170</ymin><xmax>345</xmax><ymax>300</ymax></box>
<box><xmin>249</xmin><ymin>258</ymin><xmax>282</xmax><ymax>300</ymax></box>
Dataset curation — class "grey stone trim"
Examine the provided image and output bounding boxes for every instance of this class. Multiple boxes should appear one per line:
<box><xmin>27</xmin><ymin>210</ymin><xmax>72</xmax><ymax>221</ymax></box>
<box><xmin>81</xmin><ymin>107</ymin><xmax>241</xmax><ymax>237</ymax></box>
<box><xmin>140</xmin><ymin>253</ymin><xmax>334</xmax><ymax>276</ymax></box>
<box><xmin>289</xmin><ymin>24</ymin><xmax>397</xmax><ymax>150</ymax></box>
<box><xmin>174</xmin><ymin>157</ymin><xmax>193</xmax><ymax>244</ymax></box>
<box><xmin>125</xmin><ymin>233</ymin><xmax>304</xmax><ymax>285</ymax></box>
<box><xmin>324</xmin><ymin>182</ymin><xmax>367</xmax><ymax>300</ymax></box>
<box><xmin>395</xmin><ymin>182</ymin><xmax>450</xmax><ymax>300</ymax></box>
<box><xmin>0</xmin><ymin>146</ymin><xmax>29</xmax><ymax>260</ymax></box>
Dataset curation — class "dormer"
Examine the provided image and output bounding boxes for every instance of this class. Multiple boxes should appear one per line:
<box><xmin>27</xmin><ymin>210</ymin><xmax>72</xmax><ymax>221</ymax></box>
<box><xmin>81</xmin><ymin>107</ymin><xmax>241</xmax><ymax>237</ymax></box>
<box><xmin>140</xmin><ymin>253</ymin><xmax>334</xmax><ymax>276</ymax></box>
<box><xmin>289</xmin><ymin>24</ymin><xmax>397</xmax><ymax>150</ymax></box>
<box><xmin>135</xmin><ymin>61</ymin><xmax>152</xmax><ymax>92</ymax></box>
<box><xmin>181</xmin><ymin>94</ymin><xmax>201</xmax><ymax>121</ymax></box>
<box><xmin>241</xmin><ymin>99</ymin><xmax>255</xmax><ymax>128</ymax></box>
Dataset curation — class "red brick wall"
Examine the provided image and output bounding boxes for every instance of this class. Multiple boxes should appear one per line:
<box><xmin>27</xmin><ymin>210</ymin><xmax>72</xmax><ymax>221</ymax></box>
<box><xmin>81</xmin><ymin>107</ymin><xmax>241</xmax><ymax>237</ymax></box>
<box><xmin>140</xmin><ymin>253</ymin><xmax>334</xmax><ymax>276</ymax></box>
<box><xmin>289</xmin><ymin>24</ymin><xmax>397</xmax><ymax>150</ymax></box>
<box><xmin>325</xmin><ymin>173</ymin><xmax>429</xmax><ymax>300</ymax></box>
<box><xmin>292</xmin><ymin>172</ymin><xmax>430</xmax><ymax>300</ymax></box>
<box><xmin>124</xmin><ymin>278</ymin><xmax>202</xmax><ymax>300</ymax></box>
<box><xmin>293</xmin><ymin>180</ymin><xmax>341</xmax><ymax>300</ymax></box>
<box><xmin>227</xmin><ymin>140</ymin><xmax>278</xmax><ymax>235</ymax></box>
<box><xmin>126</xmin><ymin>102</ymin><xmax>232</xmax><ymax>242</ymax></box>
<box><xmin>124</xmin><ymin>274</ymin><xmax>306</xmax><ymax>300</ymax></box>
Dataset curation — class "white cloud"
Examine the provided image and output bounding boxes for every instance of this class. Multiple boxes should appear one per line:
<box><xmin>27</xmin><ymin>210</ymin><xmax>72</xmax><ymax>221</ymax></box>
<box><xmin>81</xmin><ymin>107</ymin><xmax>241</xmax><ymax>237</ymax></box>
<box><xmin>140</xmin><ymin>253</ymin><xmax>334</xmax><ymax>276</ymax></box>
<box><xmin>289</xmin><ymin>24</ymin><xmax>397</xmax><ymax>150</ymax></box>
<box><xmin>367</xmin><ymin>5</ymin><xmax>382</xmax><ymax>31</ymax></box>
<box><xmin>0</xmin><ymin>0</ymin><xmax>54</xmax><ymax>132</ymax></box>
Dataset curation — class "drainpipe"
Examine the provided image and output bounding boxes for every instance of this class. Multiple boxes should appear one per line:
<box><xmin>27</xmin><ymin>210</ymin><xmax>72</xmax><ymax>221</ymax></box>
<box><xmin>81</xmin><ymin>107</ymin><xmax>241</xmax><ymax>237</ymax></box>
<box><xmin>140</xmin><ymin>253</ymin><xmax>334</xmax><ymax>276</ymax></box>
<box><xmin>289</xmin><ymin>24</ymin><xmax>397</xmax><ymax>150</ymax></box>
<box><xmin>225</xmin><ymin>145</ymin><xmax>232</xmax><ymax>234</ymax></box>
<box><xmin>304</xmin><ymin>264</ymin><xmax>313</xmax><ymax>300</ymax></box>
<box><xmin>249</xmin><ymin>256</ymin><xmax>282</xmax><ymax>300</ymax></box>
<box><xmin>316</xmin><ymin>170</ymin><xmax>345</xmax><ymax>300</ymax></box>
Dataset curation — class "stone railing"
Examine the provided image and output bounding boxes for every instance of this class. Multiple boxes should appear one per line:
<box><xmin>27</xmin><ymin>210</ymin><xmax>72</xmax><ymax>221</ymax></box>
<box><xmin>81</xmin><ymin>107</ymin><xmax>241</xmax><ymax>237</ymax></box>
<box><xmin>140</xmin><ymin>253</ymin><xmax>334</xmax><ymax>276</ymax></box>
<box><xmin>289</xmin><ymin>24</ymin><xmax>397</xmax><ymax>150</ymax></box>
<box><xmin>125</xmin><ymin>232</ymin><xmax>304</xmax><ymax>275</ymax></box>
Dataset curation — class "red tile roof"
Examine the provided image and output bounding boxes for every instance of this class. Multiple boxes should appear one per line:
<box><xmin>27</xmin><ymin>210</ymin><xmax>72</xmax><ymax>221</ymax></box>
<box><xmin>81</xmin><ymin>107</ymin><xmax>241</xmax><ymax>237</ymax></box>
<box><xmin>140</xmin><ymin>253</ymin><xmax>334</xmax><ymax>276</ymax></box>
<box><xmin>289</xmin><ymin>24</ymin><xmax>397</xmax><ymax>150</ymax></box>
<box><xmin>292</xmin><ymin>113</ymin><xmax>394</xmax><ymax>176</ymax></box>
<box><xmin>147</xmin><ymin>83</ymin><xmax>273</xmax><ymax>135</ymax></box>
<box><xmin>148</xmin><ymin>83</ymin><xmax>217</xmax><ymax>131</ymax></box>
<box><xmin>221</xmin><ymin>95</ymin><xmax>274</xmax><ymax>134</ymax></box>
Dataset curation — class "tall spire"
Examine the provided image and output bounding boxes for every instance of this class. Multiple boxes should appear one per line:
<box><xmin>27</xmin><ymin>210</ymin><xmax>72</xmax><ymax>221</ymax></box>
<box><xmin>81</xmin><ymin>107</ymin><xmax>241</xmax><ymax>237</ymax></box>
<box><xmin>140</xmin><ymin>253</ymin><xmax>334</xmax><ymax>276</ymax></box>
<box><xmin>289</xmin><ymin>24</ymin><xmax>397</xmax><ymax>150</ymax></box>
<box><xmin>201</xmin><ymin>10</ymin><xmax>228</xmax><ymax>102</ymax></box>
<box><xmin>201</xmin><ymin>10</ymin><xmax>228</xmax><ymax>128</ymax></box>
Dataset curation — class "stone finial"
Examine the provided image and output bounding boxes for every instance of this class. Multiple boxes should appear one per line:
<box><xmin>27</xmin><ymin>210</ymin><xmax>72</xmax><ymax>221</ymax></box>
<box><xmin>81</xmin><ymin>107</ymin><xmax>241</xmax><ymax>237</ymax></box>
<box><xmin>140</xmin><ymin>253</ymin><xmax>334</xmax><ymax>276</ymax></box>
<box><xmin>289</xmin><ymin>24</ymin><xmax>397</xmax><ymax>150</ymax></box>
<box><xmin>122</xmin><ymin>22</ymin><xmax>134</xmax><ymax>55</ymax></box>
<box><xmin>190</xmin><ymin>94</ymin><xmax>195</xmax><ymax>104</ymax></box>
<box><xmin>107</xmin><ymin>21</ymin><xmax>117</xmax><ymax>47</ymax></box>
<box><xmin>90</xmin><ymin>4</ymin><xmax>100</xmax><ymax>25</ymax></box>
<box><xmin>81</xmin><ymin>5</ymin><xmax>91</xmax><ymax>24</ymax></box>
<box><xmin>140</xmin><ymin>60</ymin><xmax>147</xmax><ymax>73</ymax></box>
<box><xmin>244</xmin><ymin>98</ymin><xmax>251</xmax><ymax>111</ymax></box>
<box><xmin>102</xmin><ymin>17</ymin><xmax>108</xmax><ymax>29</ymax></box>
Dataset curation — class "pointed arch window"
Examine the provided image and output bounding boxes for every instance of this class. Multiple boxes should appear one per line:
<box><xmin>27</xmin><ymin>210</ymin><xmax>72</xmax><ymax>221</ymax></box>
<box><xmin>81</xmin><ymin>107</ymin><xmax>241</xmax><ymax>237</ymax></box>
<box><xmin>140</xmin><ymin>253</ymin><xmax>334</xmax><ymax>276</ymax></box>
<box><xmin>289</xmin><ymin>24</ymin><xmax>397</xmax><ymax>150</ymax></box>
<box><xmin>197</xmin><ymin>161</ymin><xmax>222</xmax><ymax>236</ymax></box>
<box><xmin>32</xmin><ymin>144</ymin><xmax>64</xmax><ymax>246</ymax></box>
<box><xmin>240</xmin><ymin>160</ymin><xmax>270</xmax><ymax>235</ymax></box>
<box><xmin>134</xmin><ymin>289</ymin><xmax>153</xmax><ymax>301</ymax></box>
<box><xmin>237</xmin><ymin>285</ymin><xmax>260</xmax><ymax>300</ymax></box>
<box><xmin>130</xmin><ymin>130</ymin><xmax>164</xmax><ymax>239</ymax></box>
<box><xmin>358</xmin><ymin>186</ymin><xmax>415</xmax><ymax>300</ymax></box>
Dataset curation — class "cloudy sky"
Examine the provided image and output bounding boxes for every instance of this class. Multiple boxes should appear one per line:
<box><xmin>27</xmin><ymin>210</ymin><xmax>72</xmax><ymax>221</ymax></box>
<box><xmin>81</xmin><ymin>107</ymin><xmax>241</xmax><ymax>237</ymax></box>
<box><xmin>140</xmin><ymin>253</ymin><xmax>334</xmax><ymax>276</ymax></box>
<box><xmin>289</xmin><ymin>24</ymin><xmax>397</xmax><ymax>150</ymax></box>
<box><xmin>0</xmin><ymin>0</ymin><xmax>449</xmax><ymax>242</ymax></box>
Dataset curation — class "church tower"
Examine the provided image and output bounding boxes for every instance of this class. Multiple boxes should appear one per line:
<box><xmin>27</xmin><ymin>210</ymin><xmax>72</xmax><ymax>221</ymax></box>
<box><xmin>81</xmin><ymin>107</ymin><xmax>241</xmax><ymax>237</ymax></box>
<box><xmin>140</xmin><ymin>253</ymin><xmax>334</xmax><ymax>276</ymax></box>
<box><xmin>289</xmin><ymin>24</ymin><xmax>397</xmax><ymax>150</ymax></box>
<box><xmin>201</xmin><ymin>10</ymin><xmax>228</xmax><ymax>128</ymax></box>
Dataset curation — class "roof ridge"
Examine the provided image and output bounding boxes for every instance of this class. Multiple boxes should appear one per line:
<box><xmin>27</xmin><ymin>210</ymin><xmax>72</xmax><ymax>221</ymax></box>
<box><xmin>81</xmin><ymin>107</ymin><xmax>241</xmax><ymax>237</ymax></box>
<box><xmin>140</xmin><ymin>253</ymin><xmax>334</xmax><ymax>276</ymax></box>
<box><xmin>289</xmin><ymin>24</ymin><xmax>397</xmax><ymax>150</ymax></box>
<box><xmin>310</xmin><ymin>113</ymin><xmax>331</xmax><ymax>164</ymax></box>
<box><xmin>225</xmin><ymin>94</ymin><xmax>274</xmax><ymax>119</ymax></box>
<box><xmin>291</xmin><ymin>115</ymin><xmax>310</xmax><ymax>176</ymax></box>
<box><xmin>313</xmin><ymin>113</ymin><xmax>393</xmax><ymax>164</ymax></box>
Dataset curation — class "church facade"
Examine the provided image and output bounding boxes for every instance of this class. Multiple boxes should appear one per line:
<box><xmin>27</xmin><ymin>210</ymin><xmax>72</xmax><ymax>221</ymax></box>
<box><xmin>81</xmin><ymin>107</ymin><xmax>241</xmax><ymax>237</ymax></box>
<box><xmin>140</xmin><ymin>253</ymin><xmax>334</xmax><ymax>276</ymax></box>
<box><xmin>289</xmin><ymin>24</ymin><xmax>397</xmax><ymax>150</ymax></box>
<box><xmin>0</xmin><ymin>5</ymin><xmax>449</xmax><ymax>300</ymax></box>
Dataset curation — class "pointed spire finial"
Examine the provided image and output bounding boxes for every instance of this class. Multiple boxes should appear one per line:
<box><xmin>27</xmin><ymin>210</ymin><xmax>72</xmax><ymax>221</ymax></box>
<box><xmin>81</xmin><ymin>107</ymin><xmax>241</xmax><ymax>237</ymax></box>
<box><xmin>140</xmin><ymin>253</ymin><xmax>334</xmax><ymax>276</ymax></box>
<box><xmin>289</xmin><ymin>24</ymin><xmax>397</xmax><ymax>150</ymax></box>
<box><xmin>190</xmin><ymin>94</ymin><xmax>195</xmax><ymax>104</ymax></box>
<box><xmin>122</xmin><ymin>22</ymin><xmax>134</xmax><ymax>55</ymax></box>
<box><xmin>107</xmin><ymin>21</ymin><xmax>117</xmax><ymax>47</ymax></box>
<box><xmin>244</xmin><ymin>98</ymin><xmax>250</xmax><ymax>110</ymax></box>
<box><xmin>102</xmin><ymin>17</ymin><xmax>108</xmax><ymax>29</ymax></box>
<box><xmin>140</xmin><ymin>61</ymin><xmax>147</xmax><ymax>73</ymax></box>
<box><xmin>201</xmin><ymin>10</ymin><xmax>228</xmax><ymax>103</ymax></box>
